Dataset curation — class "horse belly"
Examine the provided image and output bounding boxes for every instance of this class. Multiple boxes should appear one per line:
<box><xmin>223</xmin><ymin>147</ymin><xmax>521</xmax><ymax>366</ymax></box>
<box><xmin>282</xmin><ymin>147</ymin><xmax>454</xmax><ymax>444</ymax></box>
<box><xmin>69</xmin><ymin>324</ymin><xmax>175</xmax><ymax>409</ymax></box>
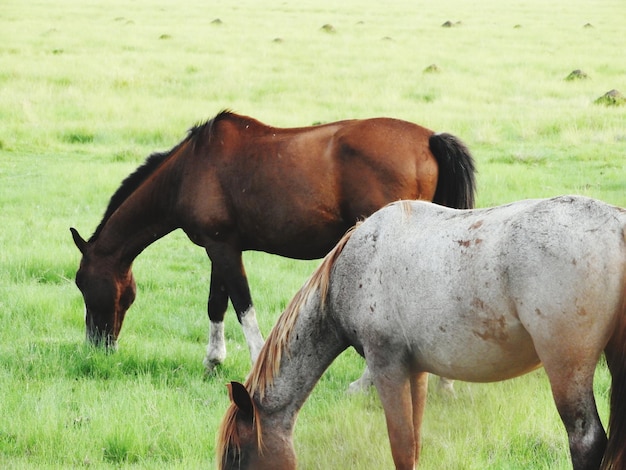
<box><xmin>416</xmin><ymin>283</ymin><xmax>543</xmax><ymax>379</ymax></box>
<box><xmin>345</xmin><ymin>270</ymin><xmax>543</xmax><ymax>383</ymax></box>
<box><xmin>388</xmin><ymin>277</ymin><xmax>541</xmax><ymax>382</ymax></box>
<box><xmin>413</xmin><ymin>321</ymin><xmax>542</xmax><ymax>383</ymax></box>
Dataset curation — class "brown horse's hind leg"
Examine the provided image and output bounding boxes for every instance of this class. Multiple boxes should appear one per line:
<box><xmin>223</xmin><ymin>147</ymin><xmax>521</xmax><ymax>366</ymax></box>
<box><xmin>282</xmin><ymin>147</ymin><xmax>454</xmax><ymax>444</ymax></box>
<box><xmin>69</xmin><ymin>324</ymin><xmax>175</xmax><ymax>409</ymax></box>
<box><xmin>543</xmin><ymin>358</ymin><xmax>606</xmax><ymax>470</ymax></box>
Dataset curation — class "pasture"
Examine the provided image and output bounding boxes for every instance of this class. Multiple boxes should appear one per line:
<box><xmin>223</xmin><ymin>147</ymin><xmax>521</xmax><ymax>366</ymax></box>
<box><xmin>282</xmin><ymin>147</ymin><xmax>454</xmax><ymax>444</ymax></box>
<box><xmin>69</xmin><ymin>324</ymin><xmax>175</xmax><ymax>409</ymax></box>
<box><xmin>1</xmin><ymin>0</ymin><xmax>624</xmax><ymax>468</ymax></box>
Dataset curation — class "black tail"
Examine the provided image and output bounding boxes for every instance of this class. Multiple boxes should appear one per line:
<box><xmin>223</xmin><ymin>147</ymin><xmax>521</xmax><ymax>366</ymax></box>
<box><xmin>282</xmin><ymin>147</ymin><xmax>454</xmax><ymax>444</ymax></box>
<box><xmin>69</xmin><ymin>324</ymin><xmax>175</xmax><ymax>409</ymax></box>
<box><xmin>429</xmin><ymin>133</ymin><xmax>477</xmax><ymax>209</ymax></box>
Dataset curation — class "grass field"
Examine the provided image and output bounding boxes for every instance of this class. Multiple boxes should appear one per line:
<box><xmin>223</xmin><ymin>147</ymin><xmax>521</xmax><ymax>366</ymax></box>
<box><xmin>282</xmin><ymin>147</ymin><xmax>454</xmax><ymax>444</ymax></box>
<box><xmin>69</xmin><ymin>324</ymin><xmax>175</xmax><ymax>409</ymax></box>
<box><xmin>1</xmin><ymin>0</ymin><xmax>624</xmax><ymax>468</ymax></box>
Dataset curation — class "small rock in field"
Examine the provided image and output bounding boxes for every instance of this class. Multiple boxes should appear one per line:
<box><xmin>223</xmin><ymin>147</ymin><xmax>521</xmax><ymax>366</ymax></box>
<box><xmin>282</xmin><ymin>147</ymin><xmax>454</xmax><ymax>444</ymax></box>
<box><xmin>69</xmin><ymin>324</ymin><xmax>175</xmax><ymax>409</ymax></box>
<box><xmin>423</xmin><ymin>64</ymin><xmax>441</xmax><ymax>74</ymax></box>
<box><xmin>594</xmin><ymin>89</ymin><xmax>625</xmax><ymax>106</ymax></box>
<box><xmin>565</xmin><ymin>69</ymin><xmax>589</xmax><ymax>81</ymax></box>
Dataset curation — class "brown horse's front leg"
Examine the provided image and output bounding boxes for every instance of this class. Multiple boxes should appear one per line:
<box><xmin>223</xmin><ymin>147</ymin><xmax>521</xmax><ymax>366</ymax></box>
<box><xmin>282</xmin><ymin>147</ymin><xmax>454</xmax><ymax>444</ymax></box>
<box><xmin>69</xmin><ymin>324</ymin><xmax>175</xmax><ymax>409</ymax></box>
<box><xmin>205</xmin><ymin>245</ymin><xmax>265</xmax><ymax>370</ymax></box>
<box><xmin>204</xmin><ymin>268</ymin><xmax>229</xmax><ymax>373</ymax></box>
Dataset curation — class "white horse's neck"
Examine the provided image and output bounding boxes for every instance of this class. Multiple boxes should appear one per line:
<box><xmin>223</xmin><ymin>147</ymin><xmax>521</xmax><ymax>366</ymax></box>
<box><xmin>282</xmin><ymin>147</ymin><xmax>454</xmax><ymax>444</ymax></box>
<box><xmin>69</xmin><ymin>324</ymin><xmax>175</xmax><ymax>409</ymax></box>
<box><xmin>253</xmin><ymin>296</ymin><xmax>348</xmax><ymax>431</ymax></box>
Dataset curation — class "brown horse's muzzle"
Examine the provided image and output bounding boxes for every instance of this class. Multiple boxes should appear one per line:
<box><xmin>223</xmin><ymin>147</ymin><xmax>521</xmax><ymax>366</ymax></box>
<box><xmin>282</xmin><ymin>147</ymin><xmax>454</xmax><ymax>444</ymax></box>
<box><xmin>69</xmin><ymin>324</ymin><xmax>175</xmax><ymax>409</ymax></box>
<box><xmin>86</xmin><ymin>332</ymin><xmax>118</xmax><ymax>351</ymax></box>
<box><xmin>85</xmin><ymin>320</ymin><xmax>118</xmax><ymax>351</ymax></box>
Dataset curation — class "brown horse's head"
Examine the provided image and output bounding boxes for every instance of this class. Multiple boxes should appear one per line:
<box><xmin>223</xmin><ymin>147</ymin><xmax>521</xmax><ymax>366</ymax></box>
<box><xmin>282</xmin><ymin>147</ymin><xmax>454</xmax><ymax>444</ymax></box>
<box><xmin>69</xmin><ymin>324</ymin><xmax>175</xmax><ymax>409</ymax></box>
<box><xmin>71</xmin><ymin>228</ymin><xmax>136</xmax><ymax>349</ymax></box>
<box><xmin>218</xmin><ymin>382</ymin><xmax>296</xmax><ymax>470</ymax></box>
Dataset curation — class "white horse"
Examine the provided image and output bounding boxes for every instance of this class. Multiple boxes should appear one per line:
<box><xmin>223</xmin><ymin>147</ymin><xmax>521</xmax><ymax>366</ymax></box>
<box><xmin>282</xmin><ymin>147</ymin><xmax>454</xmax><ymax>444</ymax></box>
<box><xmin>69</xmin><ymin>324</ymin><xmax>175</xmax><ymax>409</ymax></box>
<box><xmin>218</xmin><ymin>196</ymin><xmax>626</xmax><ymax>470</ymax></box>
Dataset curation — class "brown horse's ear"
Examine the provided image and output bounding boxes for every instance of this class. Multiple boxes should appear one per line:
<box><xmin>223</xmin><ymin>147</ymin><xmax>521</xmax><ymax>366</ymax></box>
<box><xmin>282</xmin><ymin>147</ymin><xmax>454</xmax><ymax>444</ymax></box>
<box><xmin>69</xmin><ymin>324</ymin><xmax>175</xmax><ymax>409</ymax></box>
<box><xmin>70</xmin><ymin>227</ymin><xmax>88</xmax><ymax>254</ymax></box>
<box><xmin>227</xmin><ymin>381</ymin><xmax>255</xmax><ymax>422</ymax></box>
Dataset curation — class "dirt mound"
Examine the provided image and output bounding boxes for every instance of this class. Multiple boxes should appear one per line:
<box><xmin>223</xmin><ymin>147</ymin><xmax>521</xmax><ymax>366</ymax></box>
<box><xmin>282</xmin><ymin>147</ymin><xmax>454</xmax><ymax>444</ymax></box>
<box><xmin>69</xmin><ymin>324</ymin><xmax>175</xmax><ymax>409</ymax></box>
<box><xmin>423</xmin><ymin>64</ymin><xmax>441</xmax><ymax>74</ymax></box>
<box><xmin>594</xmin><ymin>89</ymin><xmax>625</xmax><ymax>106</ymax></box>
<box><xmin>565</xmin><ymin>69</ymin><xmax>589</xmax><ymax>81</ymax></box>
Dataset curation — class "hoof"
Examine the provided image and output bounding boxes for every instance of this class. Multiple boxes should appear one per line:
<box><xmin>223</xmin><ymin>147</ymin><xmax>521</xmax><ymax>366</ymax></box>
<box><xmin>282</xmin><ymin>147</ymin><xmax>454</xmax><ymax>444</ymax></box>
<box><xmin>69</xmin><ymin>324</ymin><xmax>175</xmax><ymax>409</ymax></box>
<box><xmin>203</xmin><ymin>356</ymin><xmax>223</xmax><ymax>375</ymax></box>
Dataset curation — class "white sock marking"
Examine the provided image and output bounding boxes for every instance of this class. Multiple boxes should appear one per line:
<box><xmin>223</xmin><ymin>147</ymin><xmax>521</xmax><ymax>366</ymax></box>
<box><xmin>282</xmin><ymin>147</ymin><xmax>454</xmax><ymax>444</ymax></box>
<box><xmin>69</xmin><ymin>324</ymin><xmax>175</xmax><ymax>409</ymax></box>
<box><xmin>204</xmin><ymin>320</ymin><xmax>227</xmax><ymax>371</ymax></box>
<box><xmin>241</xmin><ymin>306</ymin><xmax>265</xmax><ymax>364</ymax></box>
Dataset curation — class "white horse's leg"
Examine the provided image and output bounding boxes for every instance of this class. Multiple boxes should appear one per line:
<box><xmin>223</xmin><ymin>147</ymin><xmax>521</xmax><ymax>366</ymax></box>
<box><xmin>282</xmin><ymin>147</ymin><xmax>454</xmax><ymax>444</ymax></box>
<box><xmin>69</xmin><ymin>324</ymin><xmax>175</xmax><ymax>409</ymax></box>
<box><xmin>535</xmin><ymin>337</ymin><xmax>606</xmax><ymax>470</ymax></box>
<box><xmin>348</xmin><ymin>365</ymin><xmax>374</xmax><ymax>394</ymax></box>
<box><xmin>371</xmin><ymin>364</ymin><xmax>419</xmax><ymax>470</ymax></box>
<box><xmin>410</xmin><ymin>372</ymin><xmax>429</xmax><ymax>464</ymax></box>
<box><xmin>204</xmin><ymin>320</ymin><xmax>227</xmax><ymax>372</ymax></box>
<box><xmin>240</xmin><ymin>306</ymin><xmax>265</xmax><ymax>364</ymax></box>
<box><xmin>437</xmin><ymin>377</ymin><xmax>455</xmax><ymax>396</ymax></box>
<box><xmin>546</xmin><ymin>364</ymin><xmax>606</xmax><ymax>469</ymax></box>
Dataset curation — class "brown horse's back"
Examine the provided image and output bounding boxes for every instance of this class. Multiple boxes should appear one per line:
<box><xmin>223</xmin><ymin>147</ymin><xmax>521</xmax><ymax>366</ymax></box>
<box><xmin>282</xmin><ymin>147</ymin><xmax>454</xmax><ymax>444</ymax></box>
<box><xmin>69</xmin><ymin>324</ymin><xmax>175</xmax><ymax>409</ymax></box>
<box><xmin>179</xmin><ymin>114</ymin><xmax>443</xmax><ymax>259</ymax></box>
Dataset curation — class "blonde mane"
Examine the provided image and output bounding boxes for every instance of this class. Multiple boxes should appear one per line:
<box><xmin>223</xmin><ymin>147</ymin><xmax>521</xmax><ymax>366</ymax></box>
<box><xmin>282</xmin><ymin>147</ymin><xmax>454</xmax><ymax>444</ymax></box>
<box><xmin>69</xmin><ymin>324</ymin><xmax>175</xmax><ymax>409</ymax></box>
<box><xmin>397</xmin><ymin>199</ymin><xmax>413</xmax><ymax>219</ymax></box>
<box><xmin>216</xmin><ymin>224</ymin><xmax>359</xmax><ymax>468</ymax></box>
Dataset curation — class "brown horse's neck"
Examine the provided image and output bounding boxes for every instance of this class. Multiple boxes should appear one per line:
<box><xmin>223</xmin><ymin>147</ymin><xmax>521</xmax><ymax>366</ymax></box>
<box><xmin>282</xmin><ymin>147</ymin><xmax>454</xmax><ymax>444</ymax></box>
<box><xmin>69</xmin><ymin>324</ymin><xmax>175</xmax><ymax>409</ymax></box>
<box><xmin>93</xmin><ymin>209</ymin><xmax>177</xmax><ymax>267</ymax></box>
<box><xmin>91</xmin><ymin>162</ymin><xmax>183</xmax><ymax>266</ymax></box>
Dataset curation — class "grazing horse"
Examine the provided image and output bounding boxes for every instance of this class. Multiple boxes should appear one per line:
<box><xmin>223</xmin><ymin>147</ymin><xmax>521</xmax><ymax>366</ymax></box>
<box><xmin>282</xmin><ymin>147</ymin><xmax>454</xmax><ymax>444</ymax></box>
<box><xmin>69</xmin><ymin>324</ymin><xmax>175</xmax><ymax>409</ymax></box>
<box><xmin>70</xmin><ymin>110</ymin><xmax>476</xmax><ymax>372</ymax></box>
<box><xmin>218</xmin><ymin>196</ymin><xmax>626</xmax><ymax>470</ymax></box>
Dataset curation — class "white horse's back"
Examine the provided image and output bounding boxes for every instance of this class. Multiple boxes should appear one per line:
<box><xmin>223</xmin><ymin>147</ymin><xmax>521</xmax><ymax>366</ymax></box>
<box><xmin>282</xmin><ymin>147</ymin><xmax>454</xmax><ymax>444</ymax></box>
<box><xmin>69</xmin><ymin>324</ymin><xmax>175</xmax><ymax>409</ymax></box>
<box><xmin>330</xmin><ymin>196</ymin><xmax>626</xmax><ymax>383</ymax></box>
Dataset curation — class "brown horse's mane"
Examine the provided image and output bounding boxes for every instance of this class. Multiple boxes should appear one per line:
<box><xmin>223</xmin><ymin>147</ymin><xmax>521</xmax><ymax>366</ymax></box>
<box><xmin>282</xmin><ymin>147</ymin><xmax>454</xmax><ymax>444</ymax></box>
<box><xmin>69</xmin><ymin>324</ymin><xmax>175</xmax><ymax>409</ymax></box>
<box><xmin>89</xmin><ymin>110</ymin><xmax>238</xmax><ymax>243</ymax></box>
<box><xmin>216</xmin><ymin>223</ymin><xmax>359</xmax><ymax>467</ymax></box>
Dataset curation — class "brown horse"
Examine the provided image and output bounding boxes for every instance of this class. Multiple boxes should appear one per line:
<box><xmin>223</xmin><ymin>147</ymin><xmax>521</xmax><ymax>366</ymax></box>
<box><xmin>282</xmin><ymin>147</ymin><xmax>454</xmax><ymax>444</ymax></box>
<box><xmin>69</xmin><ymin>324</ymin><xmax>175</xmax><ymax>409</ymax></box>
<box><xmin>70</xmin><ymin>110</ymin><xmax>476</xmax><ymax>371</ymax></box>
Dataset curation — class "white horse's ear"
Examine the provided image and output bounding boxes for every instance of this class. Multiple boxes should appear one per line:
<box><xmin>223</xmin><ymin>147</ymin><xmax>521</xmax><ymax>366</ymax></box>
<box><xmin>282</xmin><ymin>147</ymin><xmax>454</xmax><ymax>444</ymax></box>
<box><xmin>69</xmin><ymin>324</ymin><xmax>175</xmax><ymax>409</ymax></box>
<box><xmin>227</xmin><ymin>381</ymin><xmax>255</xmax><ymax>422</ymax></box>
<box><xmin>70</xmin><ymin>228</ymin><xmax>88</xmax><ymax>254</ymax></box>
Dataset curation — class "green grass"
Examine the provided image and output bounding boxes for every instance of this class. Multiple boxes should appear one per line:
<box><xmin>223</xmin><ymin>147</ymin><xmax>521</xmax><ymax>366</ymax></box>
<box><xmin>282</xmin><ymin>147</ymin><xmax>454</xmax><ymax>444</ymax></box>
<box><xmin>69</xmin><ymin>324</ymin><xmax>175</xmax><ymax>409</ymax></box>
<box><xmin>1</xmin><ymin>0</ymin><xmax>625</xmax><ymax>468</ymax></box>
